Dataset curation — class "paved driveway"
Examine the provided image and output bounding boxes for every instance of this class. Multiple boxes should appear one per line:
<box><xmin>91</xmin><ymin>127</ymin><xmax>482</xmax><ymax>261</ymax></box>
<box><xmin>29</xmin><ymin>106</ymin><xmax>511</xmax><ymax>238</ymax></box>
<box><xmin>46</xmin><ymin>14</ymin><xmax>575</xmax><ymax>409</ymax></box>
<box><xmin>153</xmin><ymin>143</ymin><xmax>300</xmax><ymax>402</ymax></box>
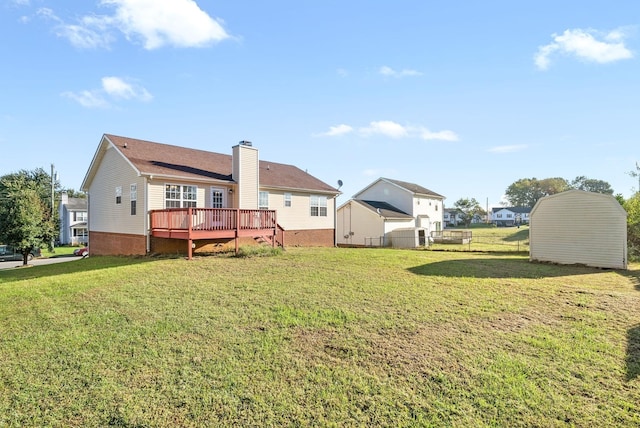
<box><xmin>0</xmin><ymin>255</ymin><xmax>82</xmax><ymax>271</ymax></box>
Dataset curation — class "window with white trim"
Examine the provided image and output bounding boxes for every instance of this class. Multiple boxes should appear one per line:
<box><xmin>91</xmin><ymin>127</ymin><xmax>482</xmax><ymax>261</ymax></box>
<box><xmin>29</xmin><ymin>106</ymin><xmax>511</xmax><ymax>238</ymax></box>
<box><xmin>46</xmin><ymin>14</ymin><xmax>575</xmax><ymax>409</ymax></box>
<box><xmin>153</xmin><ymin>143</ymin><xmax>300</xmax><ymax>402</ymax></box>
<box><xmin>284</xmin><ymin>192</ymin><xmax>292</xmax><ymax>207</ymax></box>
<box><xmin>74</xmin><ymin>211</ymin><xmax>87</xmax><ymax>222</ymax></box>
<box><xmin>165</xmin><ymin>184</ymin><xmax>197</xmax><ymax>208</ymax></box>
<box><xmin>130</xmin><ymin>184</ymin><xmax>137</xmax><ymax>215</ymax></box>
<box><xmin>115</xmin><ymin>186</ymin><xmax>122</xmax><ymax>204</ymax></box>
<box><xmin>310</xmin><ymin>195</ymin><xmax>327</xmax><ymax>217</ymax></box>
<box><xmin>259</xmin><ymin>191</ymin><xmax>269</xmax><ymax>210</ymax></box>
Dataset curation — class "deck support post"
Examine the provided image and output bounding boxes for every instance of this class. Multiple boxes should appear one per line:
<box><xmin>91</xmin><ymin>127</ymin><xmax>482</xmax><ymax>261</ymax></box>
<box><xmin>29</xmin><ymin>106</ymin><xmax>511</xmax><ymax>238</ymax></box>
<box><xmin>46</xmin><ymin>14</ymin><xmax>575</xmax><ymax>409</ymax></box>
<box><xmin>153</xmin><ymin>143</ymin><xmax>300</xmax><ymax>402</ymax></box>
<box><xmin>235</xmin><ymin>208</ymin><xmax>240</xmax><ymax>256</ymax></box>
<box><xmin>187</xmin><ymin>207</ymin><xmax>193</xmax><ymax>260</ymax></box>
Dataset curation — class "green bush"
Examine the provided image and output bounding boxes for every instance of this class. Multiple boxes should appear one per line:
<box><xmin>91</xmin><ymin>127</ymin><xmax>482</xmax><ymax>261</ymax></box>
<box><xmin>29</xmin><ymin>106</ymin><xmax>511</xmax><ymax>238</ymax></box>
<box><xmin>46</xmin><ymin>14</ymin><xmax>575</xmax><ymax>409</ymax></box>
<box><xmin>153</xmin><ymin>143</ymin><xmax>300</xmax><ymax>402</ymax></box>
<box><xmin>624</xmin><ymin>193</ymin><xmax>640</xmax><ymax>261</ymax></box>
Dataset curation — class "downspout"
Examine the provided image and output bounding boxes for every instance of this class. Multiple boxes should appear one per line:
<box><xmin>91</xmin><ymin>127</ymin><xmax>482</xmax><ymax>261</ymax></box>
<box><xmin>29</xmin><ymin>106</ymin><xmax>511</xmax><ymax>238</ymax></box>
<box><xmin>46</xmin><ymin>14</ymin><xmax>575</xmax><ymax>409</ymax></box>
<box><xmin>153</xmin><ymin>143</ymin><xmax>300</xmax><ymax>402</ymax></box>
<box><xmin>145</xmin><ymin>177</ymin><xmax>150</xmax><ymax>254</ymax></box>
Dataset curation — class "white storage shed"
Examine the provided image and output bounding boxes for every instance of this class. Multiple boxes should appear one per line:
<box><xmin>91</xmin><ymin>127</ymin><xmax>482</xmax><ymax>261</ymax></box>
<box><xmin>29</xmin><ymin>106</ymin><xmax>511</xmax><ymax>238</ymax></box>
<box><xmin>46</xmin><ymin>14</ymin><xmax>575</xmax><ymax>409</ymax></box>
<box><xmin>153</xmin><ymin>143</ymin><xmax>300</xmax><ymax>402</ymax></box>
<box><xmin>529</xmin><ymin>190</ymin><xmax>627</xmax><ymax>269</ymax></box>
<box><xmin>390</xmin><ymin>227</ymin><xmax>428</xmax><ymax>249</ymax></box>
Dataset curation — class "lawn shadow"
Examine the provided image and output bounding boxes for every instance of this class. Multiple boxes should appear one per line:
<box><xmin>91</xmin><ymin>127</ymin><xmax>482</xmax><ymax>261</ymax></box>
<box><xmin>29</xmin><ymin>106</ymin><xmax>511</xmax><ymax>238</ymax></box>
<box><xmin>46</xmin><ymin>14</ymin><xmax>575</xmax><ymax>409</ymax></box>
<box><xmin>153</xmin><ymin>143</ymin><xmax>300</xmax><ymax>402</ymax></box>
<box><xmin>501</xmin><ymin>228</ymin><xmax>529</xmax><ymax>243</ymax></box>
<box><xmin>628</xmin><ymin>324</ymin><xmax>640</xmax><ymax>381</ymax></box>
<box><xmin>408</xmin><ymin>257</ymin><xmax>616</xmax><ymax>279</ymax></box>
<box><xmin>0</xmin><ymin>255</ymin><xmax>175</xmax><ymax>284</ymax></box>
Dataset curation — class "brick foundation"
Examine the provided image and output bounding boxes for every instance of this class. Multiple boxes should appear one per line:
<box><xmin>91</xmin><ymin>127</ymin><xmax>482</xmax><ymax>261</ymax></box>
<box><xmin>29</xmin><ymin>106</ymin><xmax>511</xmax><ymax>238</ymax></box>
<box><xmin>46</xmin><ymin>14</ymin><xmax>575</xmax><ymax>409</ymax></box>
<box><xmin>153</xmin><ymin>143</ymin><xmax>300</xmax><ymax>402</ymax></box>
<box><xmin>283</xmin><ymin>229</ymin><xmax>334</xmax><ymax>247</ymax></box>
<box><xmin>90</xmin><ymin>229</ymin><xmax>335</xmax><ymax>257</ymax></box>
<box><xmin>89</xmin><ymin>231</ymin><xmax>147</xmax><ymax>256</ymax></box>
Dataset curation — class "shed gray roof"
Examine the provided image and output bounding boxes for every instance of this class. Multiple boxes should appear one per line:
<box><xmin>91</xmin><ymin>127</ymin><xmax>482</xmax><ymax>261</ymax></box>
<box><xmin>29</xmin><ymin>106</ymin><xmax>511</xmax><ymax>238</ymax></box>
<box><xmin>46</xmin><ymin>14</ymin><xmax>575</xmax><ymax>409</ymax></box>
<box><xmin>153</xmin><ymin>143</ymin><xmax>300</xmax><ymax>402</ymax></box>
<box><xmin>354</xmin><ymin>200</ymin><xmax>414</xmax><ymax>220</ymax></box>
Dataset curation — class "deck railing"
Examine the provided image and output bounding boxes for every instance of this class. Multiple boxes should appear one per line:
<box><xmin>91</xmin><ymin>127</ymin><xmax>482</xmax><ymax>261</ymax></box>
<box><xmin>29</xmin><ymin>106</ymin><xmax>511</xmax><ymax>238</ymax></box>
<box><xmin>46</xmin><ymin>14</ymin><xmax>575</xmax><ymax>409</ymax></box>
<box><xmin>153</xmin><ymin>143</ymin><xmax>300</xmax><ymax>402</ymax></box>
<box><xmin>150</xmin><ymin>208</ymin><xmax>277</xmax><ymax>232</ymax></box>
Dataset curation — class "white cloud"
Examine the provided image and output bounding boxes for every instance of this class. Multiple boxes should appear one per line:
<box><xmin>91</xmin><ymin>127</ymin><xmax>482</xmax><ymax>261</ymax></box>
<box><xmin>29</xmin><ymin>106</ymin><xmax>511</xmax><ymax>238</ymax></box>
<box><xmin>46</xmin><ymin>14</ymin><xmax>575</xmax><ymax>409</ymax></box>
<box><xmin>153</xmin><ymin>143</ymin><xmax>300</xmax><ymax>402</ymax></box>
<box><xmin>379</xmin><ymin>66</ymin><xmax>422</xmax><ymax>78</ymax></box>
<box><xmin>420</xmin><ymin>128</ymin><xmax>459</xmax><ymax>142</ymax></box>
<box><xmin>62</xmin><ymin>76</ymin><xmax>152</xmax><ymax>108</ymax></box>
<box><xmin>102</xmin><ymin>76</ymin><xmax>152</xmax><ymax>101</ymax></box>
<box><xmin>488</xmin><ymin>144</ymin><xmax>528</xmax><ymax>153</ymax></box>
<box><xmin>535</xmin><ymin>28</ymin><xmax>633</xmax><ymax>70</ymax></box>
<box><xmin>40</xmin><ymin>0</ymin><xmax>230</xmax><ymax>50</ymax></box>
<box><xmin>316</xmin><ymin>120</ymin><xmax>458</xmax><ymax>142</ymax></box>
<box><xmin>314</xmin><ymin>124</ymin><xmax>353</xmax><ymax>137</ymax></box>
<box><xmin>61</xmin><ymin>90</ymin><xmax>110</xmax><ymax>108</ymax></box>
<box><xmin>359</xmin><ymin>120</ymin><xmax>409</xmax><ymax>139</ymax></box>
<box><xmin>105</xmin><ymin>0</ymin><xmax>230</xmax><ymax>49</ymax></box>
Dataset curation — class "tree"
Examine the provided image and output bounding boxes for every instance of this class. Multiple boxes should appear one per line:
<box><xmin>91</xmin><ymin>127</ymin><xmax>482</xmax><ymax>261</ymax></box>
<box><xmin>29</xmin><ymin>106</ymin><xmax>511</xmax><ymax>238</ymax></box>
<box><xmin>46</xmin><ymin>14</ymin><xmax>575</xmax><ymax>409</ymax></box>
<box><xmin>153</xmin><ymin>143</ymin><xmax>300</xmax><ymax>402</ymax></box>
<box><xmin>570</xmin><ymin>176</ymin><xmax>614</xmax><ymax>194</ymax></box>
<box><xmin>60</xmin><ymin>188</ymin><xmax>86</xmax><ymax>199</ymax></box>
<box><xmin>0</xmin><ymin>170</ymin><xmax>57</xmax><ymax>265</ymax></box>
<box><xmin>453</xmin><ymin>198</ymin><xmax>485</xmax><ymax>227</ymax></box>
<box><xmin>624</xmin><ymin>192</ymin><xmax>640</xmax><ymax>260</ymax></box>
<box><xmin>629</xmin><ymin>162</ymin><xmax>640</xmax><ymax>193</ymax></box>
<box><xmin>504</xmin><ymin>177</ymin><xmax>569</xmax><ymax>208</ymax></box>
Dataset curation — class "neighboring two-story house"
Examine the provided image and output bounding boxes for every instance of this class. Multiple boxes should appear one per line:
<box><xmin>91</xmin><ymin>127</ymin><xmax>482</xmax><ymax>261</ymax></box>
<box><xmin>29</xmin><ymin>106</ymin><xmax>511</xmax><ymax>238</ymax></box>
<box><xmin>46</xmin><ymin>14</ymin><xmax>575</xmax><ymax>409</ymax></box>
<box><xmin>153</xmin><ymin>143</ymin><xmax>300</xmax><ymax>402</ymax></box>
<box><xmin>491</xmin><ymin>206</ymin><xmax>531</xmax><ymax>227</ymax></box>
<box><xmin>81</xmin><ymin>134</ymin><xmax>340</xmax><ymax>257</ymax></box>
<box><xmin>336</xmin><ymin>178</ymin><xmax>444</xmax><ymax>247</ymax></box>
<box><xmin>58</xmin><ymin>193</ymin><xmax>88</xmax><ymax>246</ymax></box>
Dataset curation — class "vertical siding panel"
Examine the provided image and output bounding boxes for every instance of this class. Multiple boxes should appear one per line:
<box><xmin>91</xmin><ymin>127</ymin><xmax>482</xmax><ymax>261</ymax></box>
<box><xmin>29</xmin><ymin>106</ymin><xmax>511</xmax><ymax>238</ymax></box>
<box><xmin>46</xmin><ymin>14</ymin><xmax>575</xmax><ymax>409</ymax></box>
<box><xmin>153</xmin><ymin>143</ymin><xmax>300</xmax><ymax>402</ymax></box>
<box><xmin>88</xmin><ymin>145</ymin><xmax>143</xmax><ymax>235</ymax></box>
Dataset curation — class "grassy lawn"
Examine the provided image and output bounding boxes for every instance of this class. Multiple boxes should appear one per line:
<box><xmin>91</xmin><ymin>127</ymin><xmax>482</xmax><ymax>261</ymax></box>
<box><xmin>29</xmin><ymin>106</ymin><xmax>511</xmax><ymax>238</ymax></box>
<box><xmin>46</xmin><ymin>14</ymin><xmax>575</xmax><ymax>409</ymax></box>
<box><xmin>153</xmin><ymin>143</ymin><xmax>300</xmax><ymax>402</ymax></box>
<box><xmin>1</xmin><ymin>248</ymin><xmax>639</xmax><ymax>426</ymax></box>
<box><xmin>429</xmin><ymin>224</ymin><xmax>530</xmax><ymax>253</ymax></box>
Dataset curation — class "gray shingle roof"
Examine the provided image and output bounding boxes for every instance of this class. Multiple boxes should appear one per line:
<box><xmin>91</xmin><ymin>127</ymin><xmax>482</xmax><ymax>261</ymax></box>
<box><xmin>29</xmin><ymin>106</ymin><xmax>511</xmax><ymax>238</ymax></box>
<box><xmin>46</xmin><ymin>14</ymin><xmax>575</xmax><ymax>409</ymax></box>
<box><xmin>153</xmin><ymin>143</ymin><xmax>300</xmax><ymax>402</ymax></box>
<box><xmin>383</xmin><ymin>178</ymin><xmax>444</xmax><ymax>198</ymax></box>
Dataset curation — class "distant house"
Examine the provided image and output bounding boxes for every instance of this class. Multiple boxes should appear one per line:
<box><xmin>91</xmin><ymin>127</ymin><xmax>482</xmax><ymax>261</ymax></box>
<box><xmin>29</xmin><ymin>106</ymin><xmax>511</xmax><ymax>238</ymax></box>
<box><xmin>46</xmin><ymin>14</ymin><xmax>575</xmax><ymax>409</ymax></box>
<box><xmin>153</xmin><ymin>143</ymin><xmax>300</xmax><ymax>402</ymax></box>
<box><xmin>81</xmin><ymin>134</ymin><xmax>340</xmax><ymax>257</ymax></box>
<box><xmin>444</xmin><ymin>208</ymin><xmax>462</xmax><ymax>227</ymax></box>
<box><xmin>336</xmin><ymin>178</ymin><xmax>444</xmax><ymax>247</ymax></box>
<box><xmin>491</xmin><ymin>206</ymin><xmax>531</xmax><ymax>227</ymax></box>
<box><xmin>58</xmin><ymin>193</ymin><xmax>88</xmax><ymax>246</ymax></box>
<box><xmin>444</xmin><ymin>208</ymin><xmax>484</xmax><ymax>227</ymax></box>
<box><xmin>529</xmin><ymin>190</ymin><xmax>627</xmax><ymax>269</ymax></box>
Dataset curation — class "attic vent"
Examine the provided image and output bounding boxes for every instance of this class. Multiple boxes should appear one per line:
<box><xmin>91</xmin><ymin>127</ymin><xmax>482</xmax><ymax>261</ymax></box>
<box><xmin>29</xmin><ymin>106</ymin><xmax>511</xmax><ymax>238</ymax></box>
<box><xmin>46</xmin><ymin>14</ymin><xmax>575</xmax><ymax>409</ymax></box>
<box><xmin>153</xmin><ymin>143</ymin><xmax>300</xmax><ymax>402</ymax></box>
<box><xmin>239</xmin><ymin>140</ymin><xmax>252</xmax><ymax>147</ymax></box>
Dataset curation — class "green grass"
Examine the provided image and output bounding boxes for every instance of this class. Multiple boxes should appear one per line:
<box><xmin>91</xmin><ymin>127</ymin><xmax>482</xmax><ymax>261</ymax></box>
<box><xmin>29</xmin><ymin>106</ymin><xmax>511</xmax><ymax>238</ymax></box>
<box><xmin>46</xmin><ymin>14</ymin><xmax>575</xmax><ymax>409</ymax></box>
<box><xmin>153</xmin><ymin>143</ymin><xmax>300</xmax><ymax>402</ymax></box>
<box><xmin>42</xmin><ymin>246</ymin><xmax>80</xmax><ymax>258</ymax></box>
<box><xmin>430</xmin><ymin>224</ymin><xmax>530</xmax><ymax>252</ymax></box>
<box><xmin>1</xmin><ymin>248</ymin><xmax>639</xmax><ymax>426</ymax></box>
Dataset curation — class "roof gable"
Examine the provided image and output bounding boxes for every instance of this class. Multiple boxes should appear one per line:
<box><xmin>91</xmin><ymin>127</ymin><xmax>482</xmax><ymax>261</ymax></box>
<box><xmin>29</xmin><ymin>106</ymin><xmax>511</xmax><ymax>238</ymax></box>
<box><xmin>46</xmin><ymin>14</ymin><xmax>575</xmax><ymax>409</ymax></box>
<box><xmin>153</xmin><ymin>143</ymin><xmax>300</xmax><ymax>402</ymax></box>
<box><xmin>354</xmin><ymin>177</ymin><xmax>444</xmax><ymax>199</ymax></box>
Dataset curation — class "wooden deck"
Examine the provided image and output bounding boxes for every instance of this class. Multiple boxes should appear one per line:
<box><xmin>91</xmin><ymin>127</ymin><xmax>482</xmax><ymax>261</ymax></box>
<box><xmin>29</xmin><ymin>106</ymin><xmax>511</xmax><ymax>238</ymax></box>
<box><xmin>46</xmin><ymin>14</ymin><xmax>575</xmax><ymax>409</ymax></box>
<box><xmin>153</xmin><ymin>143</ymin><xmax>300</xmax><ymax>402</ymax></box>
<box><xmin>150</xmin><ymin>208</ymin><xmax>283</xmax><ymax>258</ymax></box>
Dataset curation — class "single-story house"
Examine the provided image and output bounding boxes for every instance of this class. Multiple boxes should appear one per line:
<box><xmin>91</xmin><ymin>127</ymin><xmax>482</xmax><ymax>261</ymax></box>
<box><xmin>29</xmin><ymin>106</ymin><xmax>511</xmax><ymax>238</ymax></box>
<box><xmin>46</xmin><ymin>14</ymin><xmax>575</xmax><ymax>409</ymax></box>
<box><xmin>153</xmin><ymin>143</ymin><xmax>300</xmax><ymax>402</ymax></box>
<box><xmin>81</xmin><ymin>134</ymin><xmax>340</xmax><ymax>257</ymax></box>
<box><xmin>529</xmin><ymin>190</ymin><xmax>627</xmax><ymax>269</ymax></box>
<box><xmin>336</xmin><ymin>178</ymin><xmax>444</xmax><ymax>247</ymax></box>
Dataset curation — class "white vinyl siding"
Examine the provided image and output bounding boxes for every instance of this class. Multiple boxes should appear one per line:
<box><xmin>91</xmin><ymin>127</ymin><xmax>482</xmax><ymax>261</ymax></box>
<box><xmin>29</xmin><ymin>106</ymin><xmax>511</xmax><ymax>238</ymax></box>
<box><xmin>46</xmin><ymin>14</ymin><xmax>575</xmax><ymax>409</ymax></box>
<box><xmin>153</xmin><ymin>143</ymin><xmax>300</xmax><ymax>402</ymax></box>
<box><xmin>147</xmin><ymin>181</ymin><xmax>205</xmax><ymax>211</ymax></box>
<box><xmin>86</xmin><ymin>144</ymin><xmax>145</xmax><ymax>234</ymax></box>
<box><xmin>233</xmin><ymin>143</ymin><xmax>259</xmax><ymax>209</ymax></box>
<box><xmin>264</xmin><ymin>191</ymin><xmax>335</xmax><ymax>231</ymax></box>
<box><xmin>530</xmin><ymin>190</ymin><xmax>627</xmax><ymax>269</ymax></box>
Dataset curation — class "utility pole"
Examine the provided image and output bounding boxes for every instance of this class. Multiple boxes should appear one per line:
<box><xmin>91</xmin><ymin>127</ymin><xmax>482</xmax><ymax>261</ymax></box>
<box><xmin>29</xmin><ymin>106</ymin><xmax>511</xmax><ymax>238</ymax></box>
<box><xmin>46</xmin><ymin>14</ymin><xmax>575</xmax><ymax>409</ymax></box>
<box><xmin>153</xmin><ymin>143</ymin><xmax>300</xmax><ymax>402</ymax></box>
<box><xmin>51</xmin><ymin>164</ymin><xmax>56</xmax><ymax>252</ymax></box>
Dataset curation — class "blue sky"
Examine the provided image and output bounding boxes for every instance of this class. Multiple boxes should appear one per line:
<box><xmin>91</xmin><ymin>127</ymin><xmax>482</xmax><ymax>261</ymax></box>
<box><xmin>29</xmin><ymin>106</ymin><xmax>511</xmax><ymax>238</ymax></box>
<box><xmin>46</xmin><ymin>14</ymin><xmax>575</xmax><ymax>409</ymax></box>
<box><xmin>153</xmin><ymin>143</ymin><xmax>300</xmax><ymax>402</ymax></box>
<box><xmin>1</xmin><ymin>0</ymin><xmax>639</xmax><ymax>208</ymax></box>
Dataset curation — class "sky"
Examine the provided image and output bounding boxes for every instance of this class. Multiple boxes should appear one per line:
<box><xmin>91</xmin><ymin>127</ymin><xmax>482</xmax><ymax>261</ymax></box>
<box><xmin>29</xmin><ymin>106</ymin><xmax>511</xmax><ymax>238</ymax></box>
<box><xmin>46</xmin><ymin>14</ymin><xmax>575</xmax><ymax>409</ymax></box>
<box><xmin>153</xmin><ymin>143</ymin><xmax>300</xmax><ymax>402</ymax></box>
<box><xmin>1</xmin><ymin>0</ymin><xmax>639</xmax><ymax>209</ymax></box>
